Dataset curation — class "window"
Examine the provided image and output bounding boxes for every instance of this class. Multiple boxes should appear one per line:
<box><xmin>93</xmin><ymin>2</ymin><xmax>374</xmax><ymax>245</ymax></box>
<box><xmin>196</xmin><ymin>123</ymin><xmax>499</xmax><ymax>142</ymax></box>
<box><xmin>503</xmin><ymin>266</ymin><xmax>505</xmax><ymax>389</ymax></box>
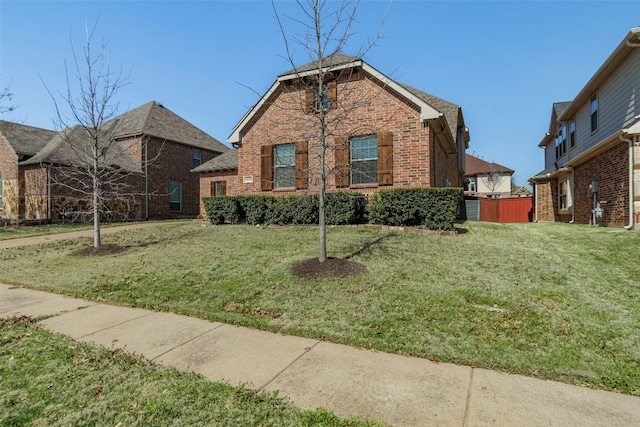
<box><xmin>274</xmin><ymin>143</ymin><xmax>295</xmax><ymax>188</ymax></box>
<box><xmin>569</xmin><ymin>118</ymin><xmax>576</xmax><ymax>148</ymax></box>
<box><xmin>169</xmin><ymin>181</ymin><xmax>182</xmax><ymax>212</ymax></box>
<box><xmin>466</xmin><ymin>177</ymin><xmax>476</xmax><ymax>192</ymax></box>
<box><xmin>193</xmin><ymin>149</ymin><xmax>201</xmax><ymax>168</ymax></box>
<box><xmin>350</xmin><ymin>135</ymin><xmax>378</xmax><ymax>185</ymax></box>
<box><xmin>305</xmin><ymin>81</ymin><xmax>337</xmax><ymax>112</ymax></box>
<box><xmin>212</xmin><ymin>181</ymin><xmax>226</xmax><ymax>197</ymax></box>
<box><xmin>590</xmin><ymin>92</ymin><xmax>598</xmax><ymax>132</ymax></box>
<box><xmin>555</xmin><ymin>123</ymin><xmax>567</xmax><ymax>158</ymax></box>
<box><xmin>559</xmin><ymin>181</ymin><xmax>567</xmax><ymax>210</ymax></box>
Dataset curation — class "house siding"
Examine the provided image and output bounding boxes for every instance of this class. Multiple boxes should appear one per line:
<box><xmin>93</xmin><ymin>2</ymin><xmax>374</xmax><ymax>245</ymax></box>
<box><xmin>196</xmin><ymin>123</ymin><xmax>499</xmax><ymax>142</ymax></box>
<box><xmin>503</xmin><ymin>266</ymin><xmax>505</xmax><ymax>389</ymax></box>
<box><xmin>570</xmin><ymin>49</ymin><xmax>640</xmax><ymax>161</ymax></box>
<box><xmin>237</xmin><ymin>72</ymin><xmax>461</xmax><ymax>196</ymax></box>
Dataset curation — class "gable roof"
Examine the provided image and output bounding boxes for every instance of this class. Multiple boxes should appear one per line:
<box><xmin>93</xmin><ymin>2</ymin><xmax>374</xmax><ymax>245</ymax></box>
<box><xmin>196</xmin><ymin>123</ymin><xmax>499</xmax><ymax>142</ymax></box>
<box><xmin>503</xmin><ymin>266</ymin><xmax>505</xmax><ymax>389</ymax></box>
<box><xmin>191</xmin><ymin>149</ymin><xmax>238</xmax><ymax>173</ymax></box>
<box><xmin>0</xmin><ymin>120</ymin><xmax>56</xmax><ymax>157</ymax></box>
<box><xmin>464</xmin><ymin>154</ymin><xmax>513</xmax><ymax>175</ymax></box>
<box><xmin>104</xmin><ymin>101</ymin><xmax>229</xmax><ymax>153</ymax></box>
<box><xmin>229</xmin><ymin>53</ymin><xmax>468</xmax><ymax>153</ymax></box>
<box><xmin>20</xmin><ymin>125</ymin><xmax>142</xmax><ymax>173</ymax></box>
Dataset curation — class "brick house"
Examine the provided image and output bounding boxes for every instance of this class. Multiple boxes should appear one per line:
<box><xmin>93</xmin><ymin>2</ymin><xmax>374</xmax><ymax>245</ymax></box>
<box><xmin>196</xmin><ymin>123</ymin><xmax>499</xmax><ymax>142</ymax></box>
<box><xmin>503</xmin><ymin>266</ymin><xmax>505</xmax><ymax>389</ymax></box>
<box><xmin>194</xmin><ymin>53</ymin><xmax>469</xmax><ymax>215</ymax></box>
<box><xmin>0</xmin><ymin>101</ymin><xmax>228</xmax><ymax>222</ymax></box>
<box><xmin>463</xmin><ymin>154</ymin><xmax>514</xmax><ymax>199</ymax></box>
<box><xmin>530</xmin><ymin>27</ymin><xmax>640</xmax><ymax>228</ymax></box>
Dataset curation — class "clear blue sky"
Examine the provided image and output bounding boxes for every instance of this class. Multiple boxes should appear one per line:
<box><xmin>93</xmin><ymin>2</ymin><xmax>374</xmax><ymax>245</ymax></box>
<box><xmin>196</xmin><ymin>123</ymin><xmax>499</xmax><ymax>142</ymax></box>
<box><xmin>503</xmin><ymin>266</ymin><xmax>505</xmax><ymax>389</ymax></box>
<box><xmin>2</xmin><ymin>1</ymin><xmax>639</xmax><ymax>187</ymax></box>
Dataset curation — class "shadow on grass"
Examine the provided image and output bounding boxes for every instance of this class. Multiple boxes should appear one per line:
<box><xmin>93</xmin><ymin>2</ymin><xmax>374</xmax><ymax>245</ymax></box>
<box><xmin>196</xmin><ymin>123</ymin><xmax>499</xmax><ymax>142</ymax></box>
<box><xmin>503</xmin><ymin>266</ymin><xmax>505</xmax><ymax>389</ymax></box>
<box><xmin>343</xmin><ymin>232</ymin><xmax>399</xmax><ymax>260</ymax></box>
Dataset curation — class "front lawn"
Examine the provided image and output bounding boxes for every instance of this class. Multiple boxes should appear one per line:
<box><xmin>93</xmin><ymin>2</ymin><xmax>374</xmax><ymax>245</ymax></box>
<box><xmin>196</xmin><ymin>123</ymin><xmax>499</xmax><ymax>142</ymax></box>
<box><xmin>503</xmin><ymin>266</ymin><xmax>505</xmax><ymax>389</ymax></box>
<box><xmin>1</xmin><ymin>221</ymin><xmax>638</xmax><ymax>395</ymax></box>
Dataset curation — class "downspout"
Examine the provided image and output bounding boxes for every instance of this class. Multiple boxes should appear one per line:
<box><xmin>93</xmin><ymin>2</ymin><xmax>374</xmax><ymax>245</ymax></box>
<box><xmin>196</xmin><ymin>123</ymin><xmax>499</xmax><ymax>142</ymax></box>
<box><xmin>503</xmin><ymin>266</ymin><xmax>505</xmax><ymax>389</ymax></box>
<box><xmin>619</xmin><ymin>134</ymin><xmax>634</xmax><ymax>229</ymax></box>
<box><xmin>568</xmin><ymin>167</ymin><xmax>575</xmax><ymax>223</ymax></box>
<box><xmin>47</xmin><ymin>165</ymin><xmax>52</xmax><ymax>223</ymax></box>
<box><xmin>145</xmin><ymin>139</ymin><xmax>149</xmax><ymax>220</ymax></box>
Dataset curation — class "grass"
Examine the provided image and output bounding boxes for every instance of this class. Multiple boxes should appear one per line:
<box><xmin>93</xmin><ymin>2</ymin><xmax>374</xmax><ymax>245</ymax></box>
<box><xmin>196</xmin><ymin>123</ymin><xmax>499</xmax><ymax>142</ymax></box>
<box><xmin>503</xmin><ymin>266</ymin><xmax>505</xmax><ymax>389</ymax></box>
<box><xmin>0</xmin><ymin>221</ymin><xmax>133</xmax><ymax>241</ymax></box>
<box><xmin>1</xmin><ymin>221</ymin><xmax>639</xmax><ymax>396</ymax></box>
<box><xmin>0</xmin><ymin>316</ymin><xmax>384</xmax><ymax>426</ymax></box>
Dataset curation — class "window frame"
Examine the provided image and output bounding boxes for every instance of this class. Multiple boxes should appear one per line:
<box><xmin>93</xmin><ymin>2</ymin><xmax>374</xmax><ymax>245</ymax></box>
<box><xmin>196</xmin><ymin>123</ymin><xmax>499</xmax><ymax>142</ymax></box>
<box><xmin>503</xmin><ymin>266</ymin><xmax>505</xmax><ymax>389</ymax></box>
<box><xmin>559</xmin><ymin>180</ymin><xmax>567</xmax><ymax>210</ymax></box>
<box><xmin>273</xmin><ymin>143</ymin><xmax>296</xmax><ymax>189</ymax></box>
<box><xmin>569</xmin><ymin>118</ymin><xmax>576</xmax><ymax>148</ymax></box>
<box><xmin>350</xmin><ymin>135</ymin><xmax>378</xmax><ymax>186</ymax></box>
<box><xmin>590</xmin><ymin>92</ymin><xmax>599</xmax><ymax>133</ymax></box>
<box><xmin>193</xmin><ymin>149</ymin><xmax>201</xmax><ymax>168</ymax></box>
<box><xmin>169</xmin><ymin>181</ymin><xmax>182</xmax><ymax>212</ymax></box>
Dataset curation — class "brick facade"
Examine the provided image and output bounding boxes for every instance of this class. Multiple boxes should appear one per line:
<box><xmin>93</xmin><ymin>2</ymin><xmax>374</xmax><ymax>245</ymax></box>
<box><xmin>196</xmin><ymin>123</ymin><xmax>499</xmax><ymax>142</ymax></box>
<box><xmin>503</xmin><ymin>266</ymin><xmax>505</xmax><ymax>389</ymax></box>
<box><xmin>197</xmin><ymin>170</ymin><xmax>238</xmax><ymax>218</ymax></box>
<box><xmin>236</xmin><ymin>71</ymin><xmax>462</xmax><ymax>197</ymax></box>
<box><xmin>573</xmin><ymin>142</ymin><xmax>629</xmax><ymax>226</ymax></box>
<box><xmin>534</xmin><ymin>142</ymin><xmax>630</xmax><ymax>225</ymax></box>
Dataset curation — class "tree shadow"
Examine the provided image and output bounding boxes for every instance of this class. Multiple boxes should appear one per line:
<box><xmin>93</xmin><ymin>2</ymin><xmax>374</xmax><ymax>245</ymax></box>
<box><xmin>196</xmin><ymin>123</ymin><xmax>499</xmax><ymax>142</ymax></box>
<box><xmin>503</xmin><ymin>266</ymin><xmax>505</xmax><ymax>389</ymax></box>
<box><xmin>343</xmin><ymin>232</ymin><xmax>398</xmax><ymax>260</ymax></box>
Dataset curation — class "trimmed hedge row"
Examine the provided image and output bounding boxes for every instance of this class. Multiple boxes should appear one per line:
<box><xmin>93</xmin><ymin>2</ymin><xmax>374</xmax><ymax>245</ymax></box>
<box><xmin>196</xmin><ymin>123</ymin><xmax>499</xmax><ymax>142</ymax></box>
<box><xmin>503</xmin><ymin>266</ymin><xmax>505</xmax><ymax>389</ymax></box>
<box><xmin>203</xmin><ymin>187</ymin><xmax>462</xmax><ymax>230</ymax></box>
<box><xmin>369</xmin><ymin>188</ymin><xmax>462</xmax><ymax>230</ymax></box>
<box><xmin>203</xmin><ymin>193</ymin><xmax>368</xmax><ymax>226</ymax></box>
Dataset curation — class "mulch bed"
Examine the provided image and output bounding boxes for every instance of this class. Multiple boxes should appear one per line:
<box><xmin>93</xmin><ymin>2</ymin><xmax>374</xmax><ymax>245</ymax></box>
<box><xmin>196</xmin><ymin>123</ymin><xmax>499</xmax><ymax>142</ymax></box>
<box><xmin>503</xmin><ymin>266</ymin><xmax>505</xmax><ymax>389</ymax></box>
<box><xmin>73</xmin><ymin>244</ymin><xmax>129</xmax><ymax>257</ymax></box>
<box><xmin>290</xmin><ymin>257</ymin><xmax>366</xmax><ymax>278</ymax></box>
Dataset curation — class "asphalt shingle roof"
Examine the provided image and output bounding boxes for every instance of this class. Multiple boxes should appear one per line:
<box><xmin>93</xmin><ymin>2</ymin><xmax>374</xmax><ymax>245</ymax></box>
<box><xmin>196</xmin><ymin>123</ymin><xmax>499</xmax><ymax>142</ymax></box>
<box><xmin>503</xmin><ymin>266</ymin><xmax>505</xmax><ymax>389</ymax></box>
<box><xmin>0</xmin><ymin>120</ymin><xmax>56</xmax><ymax>157</ymax></box>
<box><xmin>465</xmin><ymin>154</ymin><xmax>513</xmax><ymax>175</ymax></box>
<box><xmin>104</xmin><ymin>101</ymin><xmax>229</xmax><ymax>153</ymax></box>
<box><xmin>20</xmin><ymin>125</ymin><xmax>142</xmax><ymax>173</ymax></box>
<box><xmin>191</xmin><ymin>149</ymin><xmax>238</xmax><ymax>172</ymax></box>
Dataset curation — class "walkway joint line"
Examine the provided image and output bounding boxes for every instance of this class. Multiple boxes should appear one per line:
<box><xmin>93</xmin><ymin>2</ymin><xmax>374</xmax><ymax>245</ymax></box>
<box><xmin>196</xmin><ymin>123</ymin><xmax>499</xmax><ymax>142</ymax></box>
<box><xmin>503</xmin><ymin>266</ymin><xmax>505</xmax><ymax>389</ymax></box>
<box><xmin>257</xmin><ymin>340</ymin><xmax>322</xmax><ymax>391</ymax></box>
<box><xmin>463</xmin><ymin>368</ymin><xmax>474</xmax><ymax>427</ymax></box>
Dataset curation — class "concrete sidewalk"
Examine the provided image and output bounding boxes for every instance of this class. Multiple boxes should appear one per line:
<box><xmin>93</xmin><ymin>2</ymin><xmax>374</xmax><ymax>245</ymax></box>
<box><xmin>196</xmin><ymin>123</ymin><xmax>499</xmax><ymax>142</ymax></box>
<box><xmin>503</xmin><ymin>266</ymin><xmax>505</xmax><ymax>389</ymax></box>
<box><xmin>2</xmin><ymin>284</ymin><xmax>639</xmax><ymax>426</ymax></box>
<box><xmin>0</xmin><ymin>222</ymin><xmax>162</xmax><ymax>250</ymax></box>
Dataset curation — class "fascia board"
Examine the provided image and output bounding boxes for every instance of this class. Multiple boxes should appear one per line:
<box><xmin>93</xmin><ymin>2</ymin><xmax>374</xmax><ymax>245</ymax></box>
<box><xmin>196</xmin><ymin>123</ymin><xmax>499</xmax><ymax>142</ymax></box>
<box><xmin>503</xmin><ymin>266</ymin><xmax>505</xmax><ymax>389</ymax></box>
<box><xmin>228</xmin><ymin>80</ymin><xmax>280</xmax><ymax>145</ymax></box>
<box><xmin>277</xmin><ymin>59</ymin><xmax>364</xmax><ymax>81</ymax></box>
<box><xmin>361</xmin><ymin>63</ymin><xmax>442</xmax><ymax>121</ymax></box>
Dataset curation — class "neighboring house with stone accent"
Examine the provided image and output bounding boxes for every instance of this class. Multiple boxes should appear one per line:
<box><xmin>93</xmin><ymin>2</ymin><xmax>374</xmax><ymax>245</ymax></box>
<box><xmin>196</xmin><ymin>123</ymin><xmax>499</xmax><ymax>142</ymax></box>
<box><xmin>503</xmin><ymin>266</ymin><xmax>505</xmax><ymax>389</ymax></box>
<box><xmin>463</xmin><ymin>154</ymin><xmax>514</xmax><ymax>198</ymax></box>
<box><xmin>1</xmin><ymin>101</ymin><xmax>228</xmax><ymax>222</ymax></box>
<box><xmin>530</xmin><ymin>27</ymin><xmax>640</xmax><ymax>228</ymax></box>
<box><xmin>193</xmin><ymin>53</ymin><xmax>469</xmax><ymax>217</ymax></box>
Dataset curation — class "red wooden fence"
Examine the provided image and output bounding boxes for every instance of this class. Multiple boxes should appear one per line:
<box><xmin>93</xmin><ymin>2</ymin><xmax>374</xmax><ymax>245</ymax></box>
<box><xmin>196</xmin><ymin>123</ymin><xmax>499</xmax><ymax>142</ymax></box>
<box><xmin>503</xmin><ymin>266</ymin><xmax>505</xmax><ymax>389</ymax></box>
<box><xmin>476</xmin><ymin>196</ymin><xmax>533</xmax><ymax>223</ymax></box>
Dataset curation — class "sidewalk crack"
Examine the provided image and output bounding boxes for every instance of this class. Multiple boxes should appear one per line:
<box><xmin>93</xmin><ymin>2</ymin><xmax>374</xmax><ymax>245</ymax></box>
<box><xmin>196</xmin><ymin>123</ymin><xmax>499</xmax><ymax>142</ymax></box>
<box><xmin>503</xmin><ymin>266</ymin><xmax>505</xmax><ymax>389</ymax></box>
<box><xmin>257</xmin><ymin>340</ymin><xmax>321</xmax><ymax>391</ymax></box>
<box><xmin>463</xmin><ymin>368</ymin><xmax>474</xmax><ymax>427</ymax></box>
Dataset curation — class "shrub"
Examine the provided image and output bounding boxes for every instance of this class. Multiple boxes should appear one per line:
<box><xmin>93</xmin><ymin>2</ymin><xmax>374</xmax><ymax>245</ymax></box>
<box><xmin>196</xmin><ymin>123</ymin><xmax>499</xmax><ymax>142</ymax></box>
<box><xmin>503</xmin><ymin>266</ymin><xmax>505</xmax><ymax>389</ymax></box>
<box><xmin>202</xmin><ymin>197</ymin><xmax>241</xmax><ymax>225</ymax></box>
<box><xmin>369</xmin><ymin>188</ymin><xmax>462</xmax><ymax>230</ymax></box>
<box><xmin>204</xmin><ymin>193</ymin><xmax>367</xmax><ymax>226</ymax></box>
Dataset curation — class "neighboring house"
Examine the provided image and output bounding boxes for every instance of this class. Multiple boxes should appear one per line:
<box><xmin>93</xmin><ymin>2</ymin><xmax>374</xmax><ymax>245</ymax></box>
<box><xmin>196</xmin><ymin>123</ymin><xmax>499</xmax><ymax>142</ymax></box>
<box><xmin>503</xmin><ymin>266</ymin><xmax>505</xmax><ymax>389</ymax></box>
<box><xmin>0</xmin><ymin>101</ymin><xmax>228</xmax><ymax>222</ymax></box>
<box><xmin>194</xmin><ymin>53</ymin><xmax>469</xmax><ymax>215</ymax></box>
<box><xmin>0</xmin><ymin>122</ymin><xmax>55</xmax><ymax>219</ymax></box>
<box><xmin>463</xmin><ymin>153</ymin><xmax>514</xmax><ymax>198</ymax></box>
<box><xmin>530</xmin><ymin>27</ymin><xmax>640</xmax><ymax>228</ymax></box>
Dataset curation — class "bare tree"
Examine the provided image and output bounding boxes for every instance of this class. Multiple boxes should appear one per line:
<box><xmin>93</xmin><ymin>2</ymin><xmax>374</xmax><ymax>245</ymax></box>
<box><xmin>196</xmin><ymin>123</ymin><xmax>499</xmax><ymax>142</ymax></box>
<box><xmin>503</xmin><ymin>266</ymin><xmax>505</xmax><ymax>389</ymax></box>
<box><xmin>45</xmin><ymin>21</ymin><xmax>134</xmax><ymax>247</ymax></box>
<box><xmin>0</xmin><ymin>82</ymin><xmax>16</xmax><ymax>114</ymax></box>
<box><xmin>272</xmin><ymin>0</ymin><xmax>387</xmax><ymax>262</ymax></box>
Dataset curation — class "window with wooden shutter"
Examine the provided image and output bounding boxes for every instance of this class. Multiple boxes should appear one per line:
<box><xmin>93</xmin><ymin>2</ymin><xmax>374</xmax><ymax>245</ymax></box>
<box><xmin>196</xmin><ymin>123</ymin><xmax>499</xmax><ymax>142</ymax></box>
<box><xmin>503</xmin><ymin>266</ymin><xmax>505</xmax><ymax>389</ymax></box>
<box><xmin>377</xmin><ymin>131</ymin><xmax>393</xmax><ymax>186</ymax></box>
<box><xmin>334</xmin><ymin>137</ymin><xmax>350</xmax><ymax>188</ymax></box>
<box><xmin>261</xmin><ymin>145</ymin><xmax>273</xmax><ymax>191</ymax></box>
<box><xmin>328</xmin><ymin>81</ymin><xmax>337</xmax><ymax>109</ymax></box>
<box><xmin>295</xmin><ymin>140</ymin><xmax>308</xmax><ymax>189</ymax></box>
<box><xmin>211</xmin><ymin>181</ymin><xmax>226</xmax><ymax>197</ymax></box>
<box><xmin>304</xmin><ymin>87</ymin><xmax>314</xmax><ymax>113</ymax></box>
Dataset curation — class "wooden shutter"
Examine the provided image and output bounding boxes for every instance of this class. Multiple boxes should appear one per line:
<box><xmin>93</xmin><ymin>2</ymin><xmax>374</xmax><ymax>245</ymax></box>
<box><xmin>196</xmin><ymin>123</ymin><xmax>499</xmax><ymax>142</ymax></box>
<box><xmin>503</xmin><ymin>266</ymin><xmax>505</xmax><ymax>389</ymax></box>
<box><xmin>295</xmin><ymin>140</ymin><xmax>308</xmax><ymax>189</ymax></box>
<box><xmin>261</xmin><ymin>145</ymin><xmax>273</xmax><ymax>191</ymax></box>
<box><xmin>377</xmin><ymin>131</ymin><xmax>393</xmax><ymax>186</ymax></box>
<box><xmin>221</xmin><ymin>180</ymin><xmax>227</xmax><ymax>196</ymax></box>
<box><xmin>328</xmin><ymin>81</ymin><xmax>337</xmax><ymax>109</ymax></box>
<box><xmin>210</xmin><ymin>181</ymin><xmax>216</xmax><ymax>197</ymax></box>
<box><xmin>304</xmin><ymin>87</ymin><xmax>314</xmax><ymax>113</ymax></box>
<box><xmin>335</xmin><ymin>136</ymin><xmax>350</xmax><ymax>188</ymax></box>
